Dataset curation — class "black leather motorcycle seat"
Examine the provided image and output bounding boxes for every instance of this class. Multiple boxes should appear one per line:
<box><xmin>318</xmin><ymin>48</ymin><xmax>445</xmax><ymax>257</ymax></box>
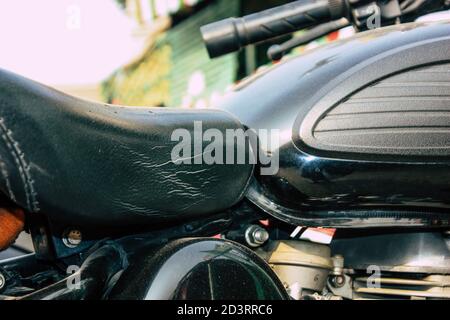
<box><xmin>0</xmin><ymin>69</ymin><xmax>253</xmax><ymax>228</ymax></box>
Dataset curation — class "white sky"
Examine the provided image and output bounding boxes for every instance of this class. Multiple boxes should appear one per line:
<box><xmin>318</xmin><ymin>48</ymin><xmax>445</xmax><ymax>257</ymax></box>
<box><xmin>0</xmin><ymin>0</ymin><xmax>143</xmax><ymax>86</ymax></box>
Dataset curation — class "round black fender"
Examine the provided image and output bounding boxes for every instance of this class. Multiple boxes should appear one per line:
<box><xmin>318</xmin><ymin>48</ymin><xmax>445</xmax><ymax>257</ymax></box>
<box><xmin>108</xmin><ymin>238</ymin><xmax>289</xmax><ymax>300</ymax></box>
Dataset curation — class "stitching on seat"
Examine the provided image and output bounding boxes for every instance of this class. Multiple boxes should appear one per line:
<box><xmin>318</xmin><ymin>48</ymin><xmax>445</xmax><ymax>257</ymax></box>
<box><xmin>0</xmin><ymin>156</ymin><xmax>17</xmax><ymax>202</ymax></box>
<box><xmin>0</xmin><ymin>117</ymin><xmax>40</xmax><ymax>212</ymax></box>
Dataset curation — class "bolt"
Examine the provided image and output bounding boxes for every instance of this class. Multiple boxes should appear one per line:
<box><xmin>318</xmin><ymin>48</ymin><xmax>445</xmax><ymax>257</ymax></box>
<box><xmin>253</xmin><ymin>229</ymin><xmax>269</xmax><ymax>244</ymax></box>
<box><xmin>332</xmin><ymin>275</ymin><xmax>346</xmax><ymax>288</ymax></box>
<box><xmin>63</xmin><ymin>229</ymin><xmax>82</xmax><ymax>248</ymax></box>
<box><xmin>331</xmin><ymin>254</ymin><xmax>345</xmax><ymax>276</ymax></box>
<box><xmin>245</xmin><ymin>225</ymin><xmax>269</xmax><ymax>247</ymax></box>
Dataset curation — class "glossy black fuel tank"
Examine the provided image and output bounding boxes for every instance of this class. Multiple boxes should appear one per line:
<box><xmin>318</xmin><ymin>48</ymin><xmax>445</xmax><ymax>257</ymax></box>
<box><xmin>219</xmin><ymin>21</ymin><xmax>450</xmax><ymax>228</ymax></box>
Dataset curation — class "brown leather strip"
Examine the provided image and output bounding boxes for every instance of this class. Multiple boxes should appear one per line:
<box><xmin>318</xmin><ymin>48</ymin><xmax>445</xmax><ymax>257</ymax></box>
<box><xmin>0</xmin><ymin>208</ymin><xmax>25</xmax><ymax>251</ymax></box>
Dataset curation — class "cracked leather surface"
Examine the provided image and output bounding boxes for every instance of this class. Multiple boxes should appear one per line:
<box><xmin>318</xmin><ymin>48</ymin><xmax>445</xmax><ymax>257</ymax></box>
<box><xmin>0</xmin><ymin>69</ymin><xmax>254</xmax><ymax>227</ymax></box>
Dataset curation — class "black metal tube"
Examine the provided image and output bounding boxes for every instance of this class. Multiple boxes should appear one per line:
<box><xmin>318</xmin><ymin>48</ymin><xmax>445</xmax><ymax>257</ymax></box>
<box><xmin>267</xmin><ymin>17</ymin><xmax>350</xmax><ymax>61</ymax></box>
<box><xmin>19</xmin><ymin>243</ymin><xmax>128</xmax><ymax>300</ymax></box>
<box><xmin>201</xmin><ymin>0</ymin><xmax>347</xmax><ymax>58</ymax></box>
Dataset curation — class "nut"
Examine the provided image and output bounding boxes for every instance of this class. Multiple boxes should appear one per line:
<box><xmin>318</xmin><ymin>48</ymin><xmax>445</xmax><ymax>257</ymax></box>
<box><xmin>62</xmin><ymin>229</ymin><xmax>82</xmax><ymax>248</ymax></box>
<box><xmin>245</xmin><ymin>225</ymin><xmax>269</xmax><ymax>248</ymax></box>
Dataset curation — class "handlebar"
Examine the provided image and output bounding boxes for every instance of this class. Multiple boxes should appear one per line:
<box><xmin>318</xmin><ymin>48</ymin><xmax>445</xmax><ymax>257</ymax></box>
<box><xmin>201</xmin><ymin>0</ymin><xmax>347</xmax><ymax>58</ymax></box>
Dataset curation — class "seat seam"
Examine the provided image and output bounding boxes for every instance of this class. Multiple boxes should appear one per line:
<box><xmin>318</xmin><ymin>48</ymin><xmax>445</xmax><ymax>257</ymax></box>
<box><xmin>0</xmin><ymin>117</ymin><xmax>39</xmax><ymax>212</ymax></box>
<box><xmin>0</xmin><ymin>155</ymin><xmax>17</xmax><ymax>202</ymax></box>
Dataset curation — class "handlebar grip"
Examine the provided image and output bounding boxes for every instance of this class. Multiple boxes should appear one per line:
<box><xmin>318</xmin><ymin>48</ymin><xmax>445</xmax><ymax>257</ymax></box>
<box><xmin>201</xmin><ymin>0</ymin><xmax>346</xmax><ymax>58</ymax></box>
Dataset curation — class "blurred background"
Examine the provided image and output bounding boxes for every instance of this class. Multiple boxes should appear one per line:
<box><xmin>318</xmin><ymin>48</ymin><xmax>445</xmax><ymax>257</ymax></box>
<box><xmin>0</xmin><ymin>0</ymin><xmax>360</xmax><ymax>111</ymax></box>
<box><xmin>0</xmin><ymin>0</ymin><xmax>449</xmax><ymax>256</ymax></box>
<box><xmin>0</xmin><ymin>0</ymin><xmax>448</xmax><ymax>108</ymax></box>
<box><xmin>2</xmin><ymin>0</ymin><xmax>449</xmax><ymax>110</ymax></box>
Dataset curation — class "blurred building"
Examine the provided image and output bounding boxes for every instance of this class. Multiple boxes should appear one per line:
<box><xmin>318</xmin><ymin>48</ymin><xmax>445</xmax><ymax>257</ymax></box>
<box><xmin>102</xmin><ymin>0</ymin><xmax>299</xmax><ymax>108</ymax></box>
<box><xmin>104</xmin><ymin>1</ymin><xmax>450</xmax><ymax>108</ymax></box>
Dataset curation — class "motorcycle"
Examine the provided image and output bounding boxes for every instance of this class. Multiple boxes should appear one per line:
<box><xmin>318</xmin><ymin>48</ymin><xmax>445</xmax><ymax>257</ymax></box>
<box><xmin>0</xmin><ymin>0</ymin><xmax>449</xmax><ymax>300</ymax></box>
